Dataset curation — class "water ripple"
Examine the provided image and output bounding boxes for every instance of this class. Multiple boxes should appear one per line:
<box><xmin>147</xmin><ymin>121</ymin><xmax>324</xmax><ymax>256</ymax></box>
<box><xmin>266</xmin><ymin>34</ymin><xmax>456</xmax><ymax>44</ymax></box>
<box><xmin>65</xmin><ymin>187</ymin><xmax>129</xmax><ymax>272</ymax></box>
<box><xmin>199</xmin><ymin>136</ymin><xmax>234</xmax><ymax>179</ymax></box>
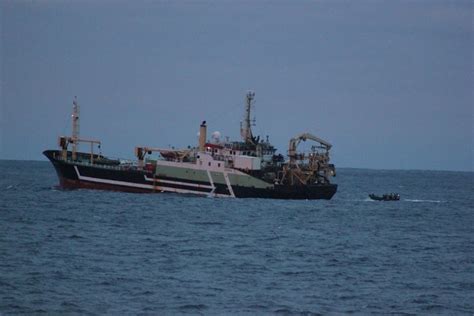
<box><xmin>0</xmin><ymin>162</ymin><xmax>472</xmax><ymax>314</ymax></box>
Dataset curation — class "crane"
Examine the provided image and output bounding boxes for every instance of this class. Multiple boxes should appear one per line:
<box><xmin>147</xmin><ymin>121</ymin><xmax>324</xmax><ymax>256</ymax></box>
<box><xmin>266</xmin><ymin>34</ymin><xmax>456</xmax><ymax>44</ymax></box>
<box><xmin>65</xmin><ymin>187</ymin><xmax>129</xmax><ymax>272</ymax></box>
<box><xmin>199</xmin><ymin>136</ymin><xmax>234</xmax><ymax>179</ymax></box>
<box><xmin>278</xmin><ymin>132</ymin><xmax>335</xmax><ymax>185</ymax></box>
<box><xmin>288</xmin><ymin>133</ymin><xmax>332</xmax><ymax>165</ymax></box>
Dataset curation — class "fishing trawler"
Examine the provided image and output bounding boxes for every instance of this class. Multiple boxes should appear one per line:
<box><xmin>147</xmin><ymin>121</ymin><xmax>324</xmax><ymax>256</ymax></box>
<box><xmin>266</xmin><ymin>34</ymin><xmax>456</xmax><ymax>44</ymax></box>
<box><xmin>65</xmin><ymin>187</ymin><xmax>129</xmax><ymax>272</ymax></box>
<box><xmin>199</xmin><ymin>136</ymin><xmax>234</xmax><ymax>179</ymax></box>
<box><xmin>44</xmin><ymin>92</ymin><xmax>337</xmax><ymax>199</ymax></box>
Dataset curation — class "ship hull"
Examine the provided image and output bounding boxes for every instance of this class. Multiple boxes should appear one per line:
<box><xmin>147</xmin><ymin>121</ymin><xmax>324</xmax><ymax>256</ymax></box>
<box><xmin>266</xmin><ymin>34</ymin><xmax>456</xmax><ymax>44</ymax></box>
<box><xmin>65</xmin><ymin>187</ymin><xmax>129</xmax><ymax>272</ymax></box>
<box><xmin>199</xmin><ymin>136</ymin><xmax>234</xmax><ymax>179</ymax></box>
<box><xmin>44</xmin><ymin>150</ymin><xmax>337</xmax><ymax>200</ymax></box>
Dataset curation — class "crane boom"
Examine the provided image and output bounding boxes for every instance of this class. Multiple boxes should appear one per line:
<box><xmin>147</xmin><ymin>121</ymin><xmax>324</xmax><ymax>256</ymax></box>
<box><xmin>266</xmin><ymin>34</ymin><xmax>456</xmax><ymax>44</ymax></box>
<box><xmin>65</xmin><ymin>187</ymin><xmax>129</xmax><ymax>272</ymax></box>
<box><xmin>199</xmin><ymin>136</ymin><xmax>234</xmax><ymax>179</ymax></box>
<box><xmin>288</xmin><ymin>132</ymin><xmax>332</xmax><ymax>159</ymax></box>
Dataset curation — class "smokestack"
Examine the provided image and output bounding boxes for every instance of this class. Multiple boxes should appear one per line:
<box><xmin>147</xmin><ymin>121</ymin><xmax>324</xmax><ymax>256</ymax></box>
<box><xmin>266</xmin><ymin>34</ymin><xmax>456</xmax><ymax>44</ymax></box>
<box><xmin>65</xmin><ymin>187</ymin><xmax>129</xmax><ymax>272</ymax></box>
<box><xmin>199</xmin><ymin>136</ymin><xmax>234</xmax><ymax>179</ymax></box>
<box><xmin>199</xmin><ymin>121</ymin><xmax>207</xmax><ymax>152</ymax></box>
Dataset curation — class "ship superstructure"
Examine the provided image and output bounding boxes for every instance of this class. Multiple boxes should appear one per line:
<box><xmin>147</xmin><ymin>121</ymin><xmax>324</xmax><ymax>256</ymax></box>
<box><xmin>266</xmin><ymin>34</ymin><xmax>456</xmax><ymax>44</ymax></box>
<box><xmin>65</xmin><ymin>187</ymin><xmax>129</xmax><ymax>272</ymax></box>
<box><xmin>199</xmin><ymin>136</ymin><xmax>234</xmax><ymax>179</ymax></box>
<box><xmin>44</xmin><ymin>92</ymin><xmax>337</xmax><ymax>199</ymax></box>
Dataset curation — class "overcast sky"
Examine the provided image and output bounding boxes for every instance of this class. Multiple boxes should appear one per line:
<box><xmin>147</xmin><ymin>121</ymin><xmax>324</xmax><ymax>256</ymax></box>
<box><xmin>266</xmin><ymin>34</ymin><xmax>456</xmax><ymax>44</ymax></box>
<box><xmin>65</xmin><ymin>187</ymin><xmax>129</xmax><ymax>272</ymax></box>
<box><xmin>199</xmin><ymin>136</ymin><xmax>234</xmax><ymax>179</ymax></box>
<box><xmin>1</xmin><ymin>1</ymin><xmax>472</xmax><ymax>171</ymax></box>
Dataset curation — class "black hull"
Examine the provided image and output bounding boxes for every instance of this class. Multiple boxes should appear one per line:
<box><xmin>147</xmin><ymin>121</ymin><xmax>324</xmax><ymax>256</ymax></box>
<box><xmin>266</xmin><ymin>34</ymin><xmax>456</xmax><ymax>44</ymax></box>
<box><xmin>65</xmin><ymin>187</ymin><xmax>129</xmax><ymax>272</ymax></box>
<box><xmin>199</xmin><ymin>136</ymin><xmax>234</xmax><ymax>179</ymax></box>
<box><xmin>44</xmin><ymin>150</ymin><xmax>337</xmax><ymax>200</ymax></box>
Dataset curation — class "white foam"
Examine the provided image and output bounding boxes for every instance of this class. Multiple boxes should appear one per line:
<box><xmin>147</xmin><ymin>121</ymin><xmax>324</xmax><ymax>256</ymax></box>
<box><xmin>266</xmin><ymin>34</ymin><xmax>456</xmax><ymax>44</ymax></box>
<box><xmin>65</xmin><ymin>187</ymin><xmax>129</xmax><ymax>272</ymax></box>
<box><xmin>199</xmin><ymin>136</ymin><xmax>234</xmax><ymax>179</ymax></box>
<box><xmin>404</xmin><ymin>199</ymin><xmax>443</xmax><ymax>203</ymax></box>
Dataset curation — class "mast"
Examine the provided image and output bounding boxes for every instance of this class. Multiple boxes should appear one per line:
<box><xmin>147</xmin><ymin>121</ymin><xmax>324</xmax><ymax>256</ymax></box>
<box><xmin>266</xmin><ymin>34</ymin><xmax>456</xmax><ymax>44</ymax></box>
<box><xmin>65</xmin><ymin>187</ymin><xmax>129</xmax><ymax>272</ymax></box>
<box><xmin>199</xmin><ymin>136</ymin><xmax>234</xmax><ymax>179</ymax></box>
<box><xmin>199</xmin><ymin>121</ymin><xmax>207</xmax><ymax>152</ymax></box>
<box><xmin>240</xmin><ymin>91</ymin><xmax>255</xmax><ymax>143</ymax></box>
<box><xmin>71</xmin><ymin>96</ymin><xmax>80</xmax><ymax>160</ymax></box>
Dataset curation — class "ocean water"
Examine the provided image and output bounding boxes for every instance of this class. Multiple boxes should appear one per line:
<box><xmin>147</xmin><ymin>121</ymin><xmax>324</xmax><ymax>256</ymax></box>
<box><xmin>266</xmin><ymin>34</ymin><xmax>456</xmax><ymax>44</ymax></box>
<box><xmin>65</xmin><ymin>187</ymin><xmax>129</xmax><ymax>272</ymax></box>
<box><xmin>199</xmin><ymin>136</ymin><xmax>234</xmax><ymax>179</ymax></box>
<box><xmin>0</xmin><ymin>160</ymin><xmax>473</xmax><ymax>315</ymax></box>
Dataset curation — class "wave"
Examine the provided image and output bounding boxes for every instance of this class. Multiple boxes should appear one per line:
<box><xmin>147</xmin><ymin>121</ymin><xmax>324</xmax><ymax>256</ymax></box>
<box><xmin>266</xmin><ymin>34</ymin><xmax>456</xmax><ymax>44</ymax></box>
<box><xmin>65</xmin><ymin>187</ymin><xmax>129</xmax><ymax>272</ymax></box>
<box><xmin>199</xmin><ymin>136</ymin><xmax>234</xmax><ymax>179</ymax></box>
<box><xmin>4</xmin><ymin>184</ymin><xmax>19</xmax><ymax>191</ymax></box>
<box><xmin>178</xmin><ymin>304</ymin><xmax>208</xmax><ymax>311</ymax></box>
<box><xmin>348</xmin><ymin>198</ymin><xmax>443</xmax><ymax>203</ymax></box>
<box><xmin>404</xmin><ymin>199</ymin><xmax>443</xmax><ymax>203</ymax></box>
<box><xmin>191</xmin><ymin>221</ymin><xmax>223</xmax><ymax>226</ymax></box>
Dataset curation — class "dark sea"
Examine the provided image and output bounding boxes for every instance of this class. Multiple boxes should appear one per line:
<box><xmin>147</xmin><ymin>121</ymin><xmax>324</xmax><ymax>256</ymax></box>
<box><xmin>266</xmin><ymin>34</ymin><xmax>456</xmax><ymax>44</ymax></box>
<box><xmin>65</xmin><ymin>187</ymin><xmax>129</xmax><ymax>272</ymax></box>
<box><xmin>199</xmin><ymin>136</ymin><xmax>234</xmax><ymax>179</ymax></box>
<box><xmin>1</xmin><ymin>160</ymin><xmax>473</xmax><ymax>315</ymax></box>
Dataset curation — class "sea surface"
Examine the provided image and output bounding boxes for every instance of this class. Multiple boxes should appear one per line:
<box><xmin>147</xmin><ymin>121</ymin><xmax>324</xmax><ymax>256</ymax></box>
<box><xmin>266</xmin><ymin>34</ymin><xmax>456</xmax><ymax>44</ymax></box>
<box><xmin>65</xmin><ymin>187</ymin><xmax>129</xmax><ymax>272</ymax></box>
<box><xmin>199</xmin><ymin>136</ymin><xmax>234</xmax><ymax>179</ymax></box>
<box><xmin>0</xmin><ymin>160</ymin><xmax>473</xmax><ymax>315</ymax></box>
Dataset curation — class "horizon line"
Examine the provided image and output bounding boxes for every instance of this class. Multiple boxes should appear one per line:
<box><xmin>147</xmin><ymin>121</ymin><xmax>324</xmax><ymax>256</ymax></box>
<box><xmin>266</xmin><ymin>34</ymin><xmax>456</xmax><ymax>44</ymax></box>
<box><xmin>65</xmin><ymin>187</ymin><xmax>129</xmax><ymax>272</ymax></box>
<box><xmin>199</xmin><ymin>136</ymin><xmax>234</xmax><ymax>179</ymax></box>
<box><xmin>0</xmin><ymin>158</ymin><xmax>472</xmax><ymax>173</ymax></box>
